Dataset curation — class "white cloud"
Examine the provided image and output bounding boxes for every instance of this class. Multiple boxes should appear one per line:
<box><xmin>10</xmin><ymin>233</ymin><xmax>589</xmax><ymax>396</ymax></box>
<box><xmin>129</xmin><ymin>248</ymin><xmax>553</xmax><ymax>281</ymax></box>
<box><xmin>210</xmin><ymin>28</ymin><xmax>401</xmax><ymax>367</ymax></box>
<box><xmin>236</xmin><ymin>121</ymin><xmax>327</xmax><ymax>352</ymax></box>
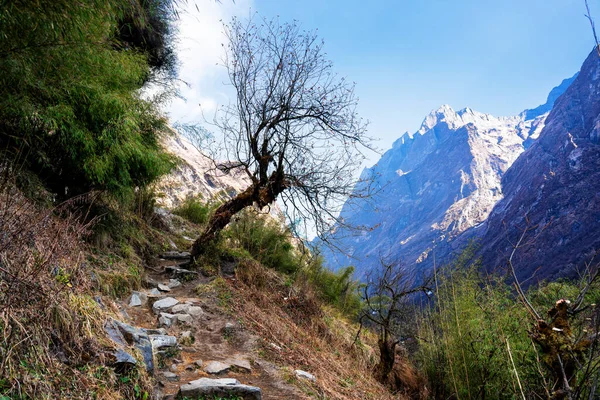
<box><xmin>166</xmin><ymin>0</ymin><xmax>253</xmax><ymax>124</ymax></box>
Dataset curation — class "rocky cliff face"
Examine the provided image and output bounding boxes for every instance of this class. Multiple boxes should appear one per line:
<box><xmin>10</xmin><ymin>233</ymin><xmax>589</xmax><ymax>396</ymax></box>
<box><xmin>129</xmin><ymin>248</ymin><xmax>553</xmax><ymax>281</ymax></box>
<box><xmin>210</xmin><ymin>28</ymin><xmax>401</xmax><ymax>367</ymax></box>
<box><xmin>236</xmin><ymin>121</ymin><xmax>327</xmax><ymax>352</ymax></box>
<box><xmin>156</xmin><ymin>134</ymin><xmax>250</xmax><ymax>208</ymax></box>
<box><xmin>320</xmin><ymin>72</ymin><xmax>577</xmax><ymax>279</ymax></box>
<box><xmin>473</xmin><ymin>51</ymin><xmax>600</xmax><ymax>282</ymax></box>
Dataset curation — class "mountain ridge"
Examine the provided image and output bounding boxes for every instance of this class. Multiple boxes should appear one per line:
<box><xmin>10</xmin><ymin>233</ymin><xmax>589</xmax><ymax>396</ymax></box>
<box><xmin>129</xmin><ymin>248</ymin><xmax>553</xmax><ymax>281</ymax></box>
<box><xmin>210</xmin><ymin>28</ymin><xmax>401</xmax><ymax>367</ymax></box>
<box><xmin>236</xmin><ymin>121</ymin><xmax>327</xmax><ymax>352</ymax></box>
<box><xmin>320</xmin><ymin>68</ymin><xmax>580</xmax><ymax>280</ymax></box>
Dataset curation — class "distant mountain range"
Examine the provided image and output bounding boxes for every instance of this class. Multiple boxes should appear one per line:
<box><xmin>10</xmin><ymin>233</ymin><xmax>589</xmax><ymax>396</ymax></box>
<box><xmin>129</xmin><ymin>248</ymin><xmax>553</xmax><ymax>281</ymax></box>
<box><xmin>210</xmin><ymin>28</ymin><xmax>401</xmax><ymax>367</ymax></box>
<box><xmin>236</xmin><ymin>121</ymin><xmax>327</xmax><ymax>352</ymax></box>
<box><xmin>319</xmin><ymin>51</ymin><xmax>600</xmax><ymax>284</ymax></box>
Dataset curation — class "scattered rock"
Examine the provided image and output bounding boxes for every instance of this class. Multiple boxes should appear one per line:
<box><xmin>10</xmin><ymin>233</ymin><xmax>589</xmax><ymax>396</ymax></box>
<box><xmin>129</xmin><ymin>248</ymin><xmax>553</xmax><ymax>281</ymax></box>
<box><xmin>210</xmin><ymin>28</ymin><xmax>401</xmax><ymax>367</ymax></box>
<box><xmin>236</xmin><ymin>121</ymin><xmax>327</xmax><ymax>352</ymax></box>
<box><xmin>149</xmin><ymin>288</ymin><xmax>161</xmax><ymax>296</ymax></box>
<box><xmin>169</xmin><ymin>364</ymin><xmax>178</xmax><ymax>372</ymax></box>
<box><xmin>295</xmin><ymin>370</ymin><xmax>316</xmax><ymax>382</ymax></box>
<box><xmin>204</xmin><ymin>361</ymin><xmax>231</xmax><ymax>375</ymax></box>
<box><xmin>222</xmin><ymin>322</ymin><xmax>237</xmax><ymax>335</ymax></box>
<box><xmin>112</xmin><ymin>349</ymin><xmax>137</xmax><ymax>372</ymax></box>
<box><xmin>149</xmin><ymin>334</ymin><xmax>177</xmax><ymax>349</ymax></box>
<box><xmin>174</xmin><ymin>313</ymin><xmax>193</xmax><ymax>325</ymax></box>
<box><xmin>152</xmin><ymin>297</ymin><xmax>179</xmax><ymax>314</ymax></box>
<box><xmin>178</xmin><ymin>378</ymin><xmax>262</xmax><ymax>400</ymax></box>
<box><xmin>157</xmin><ymin>283</ymin><xmax>171</xmax><ymax>292</ymax></box>
<box><xmin>171</xmin><ymin>304</ymin><xmax>191</xmax><ymax>314</ymax></box>
<box><xmin>194</xmin><ymin>359</ymin><xmax>204</xmax><ymax>368</ymax></box>
<box><xmin>160</xmin><ymin>251</ymin><xmax>191</xmax><ymax>260</ymax></box>
<box><xmin>187</xmin><ymin>306</ymin><xmax>204</xmax><ymax>317</ymax></box>
<box><xmin>128</xmin><ymin>291</ymin><xmax>147</xmax><ymax>307</ymax></box>
<box><xmin>105</xmin><ymin>320</ymin><xmax>154</xmax><ymax>373</ymax></box>
<box><xmin>168</xmin><ymin>279</ymin><xmax>181</xmax><ymax>289</ymax></box>
<box><xmin>158</xmin><ymin>313</ymin><xmax>175</xmax><ymax>328</ymax></box>
<box><xmin>162</xmin><ymin>371</ymin><xmax>179</xmax><ymax>382</ymax></box>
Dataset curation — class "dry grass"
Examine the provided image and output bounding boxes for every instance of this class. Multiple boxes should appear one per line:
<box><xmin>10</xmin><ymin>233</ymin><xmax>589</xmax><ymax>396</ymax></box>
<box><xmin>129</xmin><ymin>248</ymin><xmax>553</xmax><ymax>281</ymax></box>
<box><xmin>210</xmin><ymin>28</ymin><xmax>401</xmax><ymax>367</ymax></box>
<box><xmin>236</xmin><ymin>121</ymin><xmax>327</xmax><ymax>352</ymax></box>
<box><xmin>0</xmin><ymin>184</ymin><xmax>152</xmax><ymax>399</ymax></box>
<box><xmin>232</xmin><ymin>259</ymin><xmax>422</xmax><ymax>399</ymax></box>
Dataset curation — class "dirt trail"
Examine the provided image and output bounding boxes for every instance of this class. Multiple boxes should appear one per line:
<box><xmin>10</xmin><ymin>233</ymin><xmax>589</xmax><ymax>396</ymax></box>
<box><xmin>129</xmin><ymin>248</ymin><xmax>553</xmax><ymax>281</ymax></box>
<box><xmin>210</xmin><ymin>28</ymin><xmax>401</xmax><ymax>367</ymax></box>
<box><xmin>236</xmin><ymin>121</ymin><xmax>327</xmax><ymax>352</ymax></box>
<box><xmin>123</xmin><ymin>258</ymin><xmax>305</xmax><ymax>400</ymax></box>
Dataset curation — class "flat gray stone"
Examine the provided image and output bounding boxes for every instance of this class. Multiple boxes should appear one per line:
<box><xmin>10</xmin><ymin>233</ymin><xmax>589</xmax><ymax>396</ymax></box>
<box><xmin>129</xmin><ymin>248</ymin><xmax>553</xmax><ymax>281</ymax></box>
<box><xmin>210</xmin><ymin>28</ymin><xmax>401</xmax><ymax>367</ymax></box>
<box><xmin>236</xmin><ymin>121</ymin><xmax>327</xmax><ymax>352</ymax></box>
<box><xmin>168</xmin><ymin>279</ymin><xmax>181</xmax><ymax>289</ymax></box>
<box><xmin>178</xmin><ymin>378</ymin><xmax>261</xmax><ymax>400</ymax></box>
<box><xmin>295</xmin><ymin>369</ymin><xmax>316</xmax><ymax>382</ymax></box>
<box><xmin>157</xmin><ymin>283</ymin><xmax>171</xmax><ymax>292</ymax></box>
<box><xmin>152</xmin><ymin>297</ymin><xmax>179</xmax><ymax>314</ymax></box>
<box><xmin>228</xmin><ymin>358</ymin><xmax>252</xmax><ymax>373</ymax></box>
<box><xmin>204</xmin><ymin>361</ymin><xmax>231</xmax><ymax>375</ymax></box>
<box><xmin>129</xmin><ymin>293</ymin><xmax>143</xmax><ymax>307</ymax></box>
<box><xmin>162</xmin><ymin>371</ymin><xmax>179</xmax><ymax>382</ymax></box>
<box><xmin>149</xmin><ymin>288</ymin><xmax>161</xmax><ymax>296</ymax></box>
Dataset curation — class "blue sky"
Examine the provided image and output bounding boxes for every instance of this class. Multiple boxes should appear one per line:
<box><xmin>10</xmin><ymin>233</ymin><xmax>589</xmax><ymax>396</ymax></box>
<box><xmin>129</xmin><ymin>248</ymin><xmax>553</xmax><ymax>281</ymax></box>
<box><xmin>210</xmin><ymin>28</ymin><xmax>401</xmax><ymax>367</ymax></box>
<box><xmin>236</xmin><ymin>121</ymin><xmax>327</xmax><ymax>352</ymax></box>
<box><xmin>168</xmin><ymin>0</ymin><xmax>597</xmax><ymax>161</ymax></box>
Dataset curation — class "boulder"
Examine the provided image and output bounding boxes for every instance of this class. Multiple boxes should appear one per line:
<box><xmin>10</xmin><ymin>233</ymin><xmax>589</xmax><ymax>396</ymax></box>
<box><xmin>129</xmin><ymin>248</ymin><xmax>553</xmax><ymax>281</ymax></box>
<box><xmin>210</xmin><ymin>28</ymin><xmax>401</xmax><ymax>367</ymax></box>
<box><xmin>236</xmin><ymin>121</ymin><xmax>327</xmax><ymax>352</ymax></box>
<box><xmin>158</xmin><ymin>313</ymin><xmax>175</xmax><ymax>328</ymax></box>
<box><xmin>187</xmin><ymin>306</ymin><xmax>204</xmax><ymax>317</ymax></box>
<box><xmin>105</xmin><ymin>320</ymin><xmax>154</xmax><ymax>373</ymax></box>
<box><xmin>112</xmin><ymin>348</ymin><xmax>137</xmax><ymax>373</ymax></box>
<box><xmin>204</xmin><ymin>361</ymin><xmax>231</xmax><ymax>375</ymax></box>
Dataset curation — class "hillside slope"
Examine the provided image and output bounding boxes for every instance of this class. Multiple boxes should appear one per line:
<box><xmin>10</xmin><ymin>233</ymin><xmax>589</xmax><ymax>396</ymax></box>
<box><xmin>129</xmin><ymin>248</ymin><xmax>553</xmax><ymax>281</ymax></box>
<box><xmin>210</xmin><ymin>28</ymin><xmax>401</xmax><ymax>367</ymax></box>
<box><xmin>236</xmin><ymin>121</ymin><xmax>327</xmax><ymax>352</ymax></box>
<box><xmin>473</xmin><ymin>50</ymin><xmax>600</xmax><ymax>281</ymax></box>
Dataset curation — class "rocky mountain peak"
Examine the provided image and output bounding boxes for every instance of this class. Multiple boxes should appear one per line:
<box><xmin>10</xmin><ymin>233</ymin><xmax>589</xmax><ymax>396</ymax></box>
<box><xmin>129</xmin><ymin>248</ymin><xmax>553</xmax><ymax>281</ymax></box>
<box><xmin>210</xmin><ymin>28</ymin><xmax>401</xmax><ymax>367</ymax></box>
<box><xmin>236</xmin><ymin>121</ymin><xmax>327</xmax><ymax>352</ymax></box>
<box><xmin>319</xmin><ymin>70</ymin><xmax>577</xmax><ymax>277</ymax></box>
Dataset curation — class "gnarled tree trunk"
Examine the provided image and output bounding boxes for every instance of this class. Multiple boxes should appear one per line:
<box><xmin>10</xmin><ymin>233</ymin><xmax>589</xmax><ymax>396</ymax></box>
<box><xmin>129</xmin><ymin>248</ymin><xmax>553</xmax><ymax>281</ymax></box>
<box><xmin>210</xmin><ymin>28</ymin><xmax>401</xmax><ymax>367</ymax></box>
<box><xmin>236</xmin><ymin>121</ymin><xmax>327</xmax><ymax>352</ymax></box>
<box><xmin>374</xmin><ymin>336</ymin><xmax>398</xmax><ymax>384</ymax></box>
<box><xmin>190</xmin><ymin>173</ymin><xmax>289</xmax><ymax>259</ymax></box>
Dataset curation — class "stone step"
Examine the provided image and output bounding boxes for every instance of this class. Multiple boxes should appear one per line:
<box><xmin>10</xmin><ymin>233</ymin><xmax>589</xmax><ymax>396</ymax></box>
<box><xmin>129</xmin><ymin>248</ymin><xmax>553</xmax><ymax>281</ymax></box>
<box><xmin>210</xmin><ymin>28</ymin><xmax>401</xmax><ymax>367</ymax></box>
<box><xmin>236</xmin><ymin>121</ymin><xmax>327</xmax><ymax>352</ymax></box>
<box><xmin>178</xmin><ymin>378</ymin><xmax>262</xmax><ymax>400</ymax></box>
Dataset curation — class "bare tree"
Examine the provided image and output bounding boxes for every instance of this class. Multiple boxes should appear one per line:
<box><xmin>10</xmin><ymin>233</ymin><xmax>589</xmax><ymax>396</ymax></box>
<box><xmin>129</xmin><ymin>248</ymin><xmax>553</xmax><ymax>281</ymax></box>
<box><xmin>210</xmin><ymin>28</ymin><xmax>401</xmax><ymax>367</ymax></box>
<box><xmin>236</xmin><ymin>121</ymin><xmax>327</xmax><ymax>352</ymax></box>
<box><xmin>356</xmin><ymin>258</ymin><xmax>430</xmax><ymax>389</ymax></box>
<box><xmin>190</xmin><ymin>16</ymin><xmax>372</xmax><ymax>257</ymax></box>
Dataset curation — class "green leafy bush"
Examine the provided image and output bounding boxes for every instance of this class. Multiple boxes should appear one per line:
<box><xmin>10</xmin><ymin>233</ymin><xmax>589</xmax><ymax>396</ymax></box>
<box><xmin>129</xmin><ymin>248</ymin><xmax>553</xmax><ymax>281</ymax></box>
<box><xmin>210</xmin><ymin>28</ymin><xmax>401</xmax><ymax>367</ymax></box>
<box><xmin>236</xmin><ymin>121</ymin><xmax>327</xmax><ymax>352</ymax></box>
<box><xmin>173</xmin><ymin>196</ymin><xmax>212</xmax><ymax>225</ymax></box>
<box><xmin>0</xmin><ymin>0</ymin><xmax>175</xmax><ymax>201</ymax></box>
<box><xmin>301</xmin><ymin>256</ymin><xmax>362</xmax><ymax>316</ymax></box>
<box><xmin>226</xmin><ymin>210</ymin><xmax>301</xmax><ymax>274</ymax></box>
<box><xmin>225</xmin><ymin>210</ymin><xmax>361</xmax><ymax>315</ymax></box>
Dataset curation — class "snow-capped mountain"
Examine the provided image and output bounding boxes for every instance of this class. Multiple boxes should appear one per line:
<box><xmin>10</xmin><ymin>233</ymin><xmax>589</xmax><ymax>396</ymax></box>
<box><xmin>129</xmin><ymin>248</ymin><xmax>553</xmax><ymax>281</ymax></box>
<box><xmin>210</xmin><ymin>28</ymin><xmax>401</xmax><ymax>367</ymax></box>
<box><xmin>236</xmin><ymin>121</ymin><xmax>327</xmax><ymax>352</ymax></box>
<box><xmin>319</xmin><ymin>72</ymin><xmax>577</xmax><ymax>279</ymax></box>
